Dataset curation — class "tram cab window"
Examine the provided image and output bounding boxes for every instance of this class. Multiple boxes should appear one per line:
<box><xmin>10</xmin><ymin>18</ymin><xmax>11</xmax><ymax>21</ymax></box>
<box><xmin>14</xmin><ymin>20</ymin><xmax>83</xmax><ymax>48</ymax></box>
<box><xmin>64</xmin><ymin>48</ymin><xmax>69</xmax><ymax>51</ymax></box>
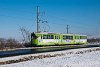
<box><xmin>31</xmin><ymin>36</ymin><xmax>34</xmax><ymax>39</ymax></box>
<box><xmin>31</xmin><ymin>36</ymin><xmax>36</xmax><ymax>39</ymax></box>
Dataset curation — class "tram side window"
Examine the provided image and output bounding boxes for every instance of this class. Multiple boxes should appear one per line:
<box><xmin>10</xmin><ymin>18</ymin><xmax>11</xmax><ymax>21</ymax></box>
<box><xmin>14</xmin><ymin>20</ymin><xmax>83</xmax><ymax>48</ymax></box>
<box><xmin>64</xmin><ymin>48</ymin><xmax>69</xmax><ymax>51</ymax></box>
<box><xmin>59</xmin><ymin>36</ymin><xmax>60</xmax><ymax>39</ymax></box>
<box><xmin>43</xmin><ymin>35</ymin><xmax>47</xmax><ymax>39</ymax></box>
<box><xmin>75</xmin><ymin>36</ymin><xmax>79</xmax><ymax>39</ymax></box>
<box><xmin>66</xmin><ymin>36</ymin><xmax>73</xmax><ymax>40</ymax></box>
<box><xmin>63</xmin><ymin>36</ymin><xmax>66</xmax><ymax>39</ymax></box>
<box><xmin>43</xmin><ymin>35</ymin><xmax>54</xmax><ymax>39</ymax></box>
<box><xmin>55</xmin><ymin>36</ymin><xmax>59</xmax><ymax>39</ymax></box>
<box><xmin>41</xmin><ymin>35</ymin><xmax>42</xmax><ymax>39</ymax></box>
<box><xmin>47</xmin><ymin>35</ymin><xmax>50</xmax><ymax>39</ymax></box>
<box><xmin>55</xmin><ymin>36</ymin><xmax>56</xmax><ymax>39</ymax></box>
<box><xmin>57</xmin><ymin>36</ymin><xmax>59</xmax><ymax>39</ymax></box>
<box><xmin>51</xmin><ymin>35</ymin><xmax>54</xmax><ymax>39</ymax></box>
<box><xmin>80</xmin><ymin>36</ymin><xmax>87</xmax><ymax>39</ymax></box>
<box><xmin>70</xmin><ymin>36</ymin><xmax>73</xmax><ymax>40</ymax></box>
<box><xmin>66</xmin><ymin>36</ymin><xmax>69</xmax><ymax>39</ymax></box>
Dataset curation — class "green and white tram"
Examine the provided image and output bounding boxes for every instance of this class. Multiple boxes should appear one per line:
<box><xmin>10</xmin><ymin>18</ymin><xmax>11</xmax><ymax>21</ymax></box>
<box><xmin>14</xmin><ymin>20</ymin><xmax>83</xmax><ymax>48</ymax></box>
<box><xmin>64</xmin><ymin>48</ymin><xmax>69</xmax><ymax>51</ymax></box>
<box><xmin>31</xmin><ymin>32</ymin><xmax>87</xmax><ymax>46</ymax></box>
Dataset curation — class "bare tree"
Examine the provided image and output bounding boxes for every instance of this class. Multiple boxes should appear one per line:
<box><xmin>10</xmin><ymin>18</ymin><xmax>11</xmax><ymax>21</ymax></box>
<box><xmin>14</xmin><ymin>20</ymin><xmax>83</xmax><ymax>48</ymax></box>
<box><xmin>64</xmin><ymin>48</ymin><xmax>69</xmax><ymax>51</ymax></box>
<box><xmin>19</xmin><ymin>27</ymin><xmax>31</xmax><ymax>46</ymax></box>
<box><xmin>0</xmin><ymin>38</ymin><xmax>6</xmax><ymax>50</ymax></box>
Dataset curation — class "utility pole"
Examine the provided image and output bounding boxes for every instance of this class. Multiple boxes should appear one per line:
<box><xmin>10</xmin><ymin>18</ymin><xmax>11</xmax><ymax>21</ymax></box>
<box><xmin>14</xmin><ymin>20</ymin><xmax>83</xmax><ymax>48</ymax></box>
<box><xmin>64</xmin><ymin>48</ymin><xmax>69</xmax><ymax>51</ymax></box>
<box><xmin>37</xmin><ymin>6</ymin><xmax>40</xmax><ymax>33</ymax></box>
<box><xmin>66</xmin><ymin>24</ymin><xmax>69</xmax><ymax>34</ymax></box>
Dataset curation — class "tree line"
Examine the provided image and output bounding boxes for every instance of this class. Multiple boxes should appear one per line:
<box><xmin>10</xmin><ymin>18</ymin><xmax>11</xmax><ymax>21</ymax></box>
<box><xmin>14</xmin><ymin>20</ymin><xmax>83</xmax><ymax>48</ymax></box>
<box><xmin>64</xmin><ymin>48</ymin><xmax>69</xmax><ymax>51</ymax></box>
<box><xmin>0</xmin><ymin>38</ymin><xmax>25</xmax><ymax>50</ymax></box>
<box><xmin>87</xmin><ymin>38</ymin><xmax>100</xmax><ymax>43</ymax></box>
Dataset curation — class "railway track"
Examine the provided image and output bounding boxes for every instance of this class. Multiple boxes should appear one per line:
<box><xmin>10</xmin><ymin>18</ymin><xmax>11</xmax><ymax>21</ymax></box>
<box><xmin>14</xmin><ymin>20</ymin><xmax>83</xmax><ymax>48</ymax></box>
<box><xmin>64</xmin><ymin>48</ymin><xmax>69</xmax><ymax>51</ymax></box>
<box><xmin>0</xmin><ymin>44</ymin><xmax>100</xmax><ymax>58</ymax></box>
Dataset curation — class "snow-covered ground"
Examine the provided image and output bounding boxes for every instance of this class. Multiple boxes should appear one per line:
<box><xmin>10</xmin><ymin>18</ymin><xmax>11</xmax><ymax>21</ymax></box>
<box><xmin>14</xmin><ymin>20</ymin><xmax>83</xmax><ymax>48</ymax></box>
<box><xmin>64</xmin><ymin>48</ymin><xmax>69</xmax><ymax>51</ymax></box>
<box><xmin>0</xmin><ymin>47</ymin><xmax>100</xmax><ymax>67</ymax></box>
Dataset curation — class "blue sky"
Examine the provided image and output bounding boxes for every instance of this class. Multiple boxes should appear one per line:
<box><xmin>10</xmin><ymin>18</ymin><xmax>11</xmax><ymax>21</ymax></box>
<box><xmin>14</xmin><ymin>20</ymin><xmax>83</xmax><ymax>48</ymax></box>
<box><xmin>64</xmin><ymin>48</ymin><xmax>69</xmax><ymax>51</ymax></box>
<box><xmin>0</xmin><ymin>0</ymin><xmax>100</xmax><ymax>40</ymax></box>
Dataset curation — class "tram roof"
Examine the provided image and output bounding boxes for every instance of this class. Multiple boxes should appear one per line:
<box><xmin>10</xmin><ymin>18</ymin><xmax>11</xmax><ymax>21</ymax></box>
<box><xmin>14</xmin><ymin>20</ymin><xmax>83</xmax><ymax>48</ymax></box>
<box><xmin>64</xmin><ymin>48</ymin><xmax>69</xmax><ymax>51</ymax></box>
<box><xmin>35</xmin><ymin>32</ymin><xmax>60</xmax><ymax>35</ymax></box>
<box><xmin>34</xmin><ymin>32</ymin><xmax>87</xmax><ymax>36</ymax></box>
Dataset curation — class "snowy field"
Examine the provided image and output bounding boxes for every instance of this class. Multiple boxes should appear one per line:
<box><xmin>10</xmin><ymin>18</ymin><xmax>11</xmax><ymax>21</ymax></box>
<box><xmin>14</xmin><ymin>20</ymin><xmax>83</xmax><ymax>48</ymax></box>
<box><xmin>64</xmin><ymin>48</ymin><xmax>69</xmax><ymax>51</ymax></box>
<box><xmin>0</xmin><ymin>47</ymin><xmax>100</xmax><ymax>67</ymax></box>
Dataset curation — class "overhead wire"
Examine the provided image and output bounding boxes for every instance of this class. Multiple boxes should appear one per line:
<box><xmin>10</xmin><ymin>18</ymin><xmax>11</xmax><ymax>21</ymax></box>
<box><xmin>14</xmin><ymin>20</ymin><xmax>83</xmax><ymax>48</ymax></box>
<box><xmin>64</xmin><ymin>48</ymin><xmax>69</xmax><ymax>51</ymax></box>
<box><xmin>46</xmin><ymin>13</ymin><xmax>99</xmax><ymax>30</ymax></box>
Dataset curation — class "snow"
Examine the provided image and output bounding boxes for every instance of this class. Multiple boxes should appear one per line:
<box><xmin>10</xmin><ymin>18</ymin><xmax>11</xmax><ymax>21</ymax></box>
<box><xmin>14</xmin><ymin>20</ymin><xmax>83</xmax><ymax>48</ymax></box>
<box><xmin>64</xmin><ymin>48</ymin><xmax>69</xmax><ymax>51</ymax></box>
<box><xmin>0</xmin><ymin>47</ymin><xmax>100</xmax><ymax>67</ymax></box>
